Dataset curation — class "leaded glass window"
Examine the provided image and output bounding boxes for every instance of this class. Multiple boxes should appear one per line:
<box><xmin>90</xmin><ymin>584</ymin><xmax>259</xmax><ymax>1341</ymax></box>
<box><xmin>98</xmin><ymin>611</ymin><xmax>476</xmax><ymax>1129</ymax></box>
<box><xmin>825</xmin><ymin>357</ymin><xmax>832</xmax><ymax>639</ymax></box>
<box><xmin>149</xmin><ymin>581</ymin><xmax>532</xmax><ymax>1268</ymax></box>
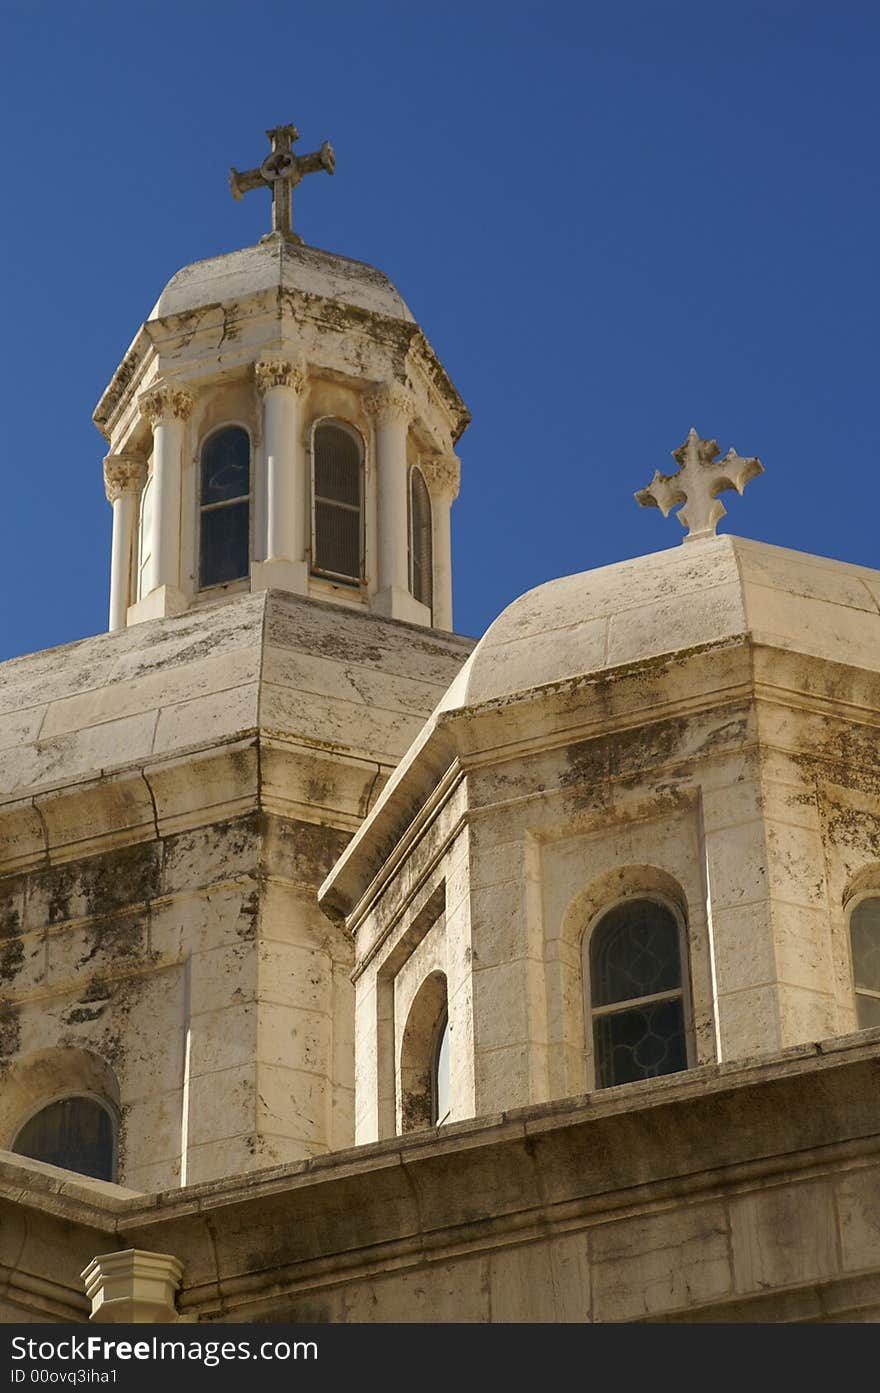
<box><xmin>586</xmin><ymin>898</ymin><xmax>689</xmax><ymax>1089</ymax></box>
<box><xmin>13</xmin><ymin>1096</ymin><xmax>116</xmax><ymax>1182</ymax></box>
<box><xmin>312</xmin><ymin>422</ymin><xmax>363</xmax><ymax>583</ymax></box>
<box><xmin>409</xmin><ymin>467</ymin><xmax>433</xmax><ymax>610</ymax></box>
<box><xmin>199</xmin><ymin>426</ymin><xmax>251</xmax><ymax>589</ymax></box>
<box><xmin>850</xmin><ymin>896</ymin><xmax>880</xmax><ymax>1028</ymax></box>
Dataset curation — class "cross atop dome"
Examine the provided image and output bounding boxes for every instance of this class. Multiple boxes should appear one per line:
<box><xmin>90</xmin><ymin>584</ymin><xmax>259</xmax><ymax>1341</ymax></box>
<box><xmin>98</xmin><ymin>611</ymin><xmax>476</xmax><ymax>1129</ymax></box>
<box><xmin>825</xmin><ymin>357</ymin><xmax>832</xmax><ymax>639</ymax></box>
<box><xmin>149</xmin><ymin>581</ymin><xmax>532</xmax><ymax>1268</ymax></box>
<box><xmin>229</xmin><ymin>123</ymin><xmax>335</xmax><ymax>244</ymax></box>
<box><xmin>636</xmin><ymin>427</ymin><xmax>763</xmax><ymax>541</ymax></box>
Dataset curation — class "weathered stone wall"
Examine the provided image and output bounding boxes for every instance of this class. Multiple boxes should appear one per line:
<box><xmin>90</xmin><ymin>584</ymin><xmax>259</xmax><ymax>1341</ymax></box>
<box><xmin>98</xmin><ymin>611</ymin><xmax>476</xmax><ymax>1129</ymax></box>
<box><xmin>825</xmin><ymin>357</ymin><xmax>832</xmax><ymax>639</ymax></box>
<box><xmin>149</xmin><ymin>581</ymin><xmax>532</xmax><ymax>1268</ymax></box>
<box><xmin>2</xmin><ymin>1036</ymin><xmax>879</xmax><ymax>1323</ymax></box>
<box><xmin>0</xmin><ymin>589</ymin><xmax>473</xmax><ymax>1187</ymax></box>
<box><xmin>331</xmin><ymin>538</ymin><xmax>880</xmax><ymax>1132</ymax></box>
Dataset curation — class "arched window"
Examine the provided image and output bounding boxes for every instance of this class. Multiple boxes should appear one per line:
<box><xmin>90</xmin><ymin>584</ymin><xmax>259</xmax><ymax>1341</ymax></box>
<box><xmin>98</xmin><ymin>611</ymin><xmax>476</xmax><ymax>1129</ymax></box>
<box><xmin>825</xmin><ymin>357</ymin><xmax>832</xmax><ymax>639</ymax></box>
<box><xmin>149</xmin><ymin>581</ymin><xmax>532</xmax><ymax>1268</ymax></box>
<box><xmin>585</xmin><ymin>898</ymin><xmax>689</xmax><ymax>1089</ymax></box>
<box><xmin>199</xmin><ymin>426</ymin><xmax>250</xmax><ymax>589</ymax></box>
<box><xmin>13</xmin><ymin>1096</ymin><xmax>116</xmax><ymax>1182</ymax></box>
<box><xmin>311</xmin><ymin>421</ymin><xmax>363</xmax><ymax>584</ymax></box>
<box><xmin>399</xmin><ymin>971</ymin><xmax>448</xmax><ymax>1133</ymax></box>
<box><xmin>850</xmin><ymin>896</ymin><xmax>880</xmax><ymax>1027</ymax></box>
<box><xmin>137</xmin><ymin>473</ymin><xmax>153</xmax><ymax>600</ymax></box>
<box><xmin>409</xmin><ymin>466</ymin><xmax>433</xmax><ymax>610</ymax></box>
<box><xmin>432</xmin><ymin>1008</ymin><xmax>450</xmax><ymax>1126</ymax></box>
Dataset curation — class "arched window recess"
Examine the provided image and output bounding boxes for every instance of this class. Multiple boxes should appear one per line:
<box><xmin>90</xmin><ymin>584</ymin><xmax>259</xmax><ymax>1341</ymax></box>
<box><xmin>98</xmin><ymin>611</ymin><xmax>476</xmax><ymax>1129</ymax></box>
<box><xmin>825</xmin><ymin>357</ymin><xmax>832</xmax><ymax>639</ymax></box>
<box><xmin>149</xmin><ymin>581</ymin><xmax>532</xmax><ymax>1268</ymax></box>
<box><xmin>432</xmin><ymin>1007</ymin><xmax>450</xmax><ymax>1126</ymax></box>
<box><xmin>409</xmin><ymin>465</ymin><xmax>433</xmax><ymax>611</ymax></box>
<box><xmin>311</xmin><ymin>419</ymin><xmax>364</xmax><ymax>585</ymax></box>
<box><xmin>849</xmin><ymin>893</ymin><xmax>880</xmax><ymax>1028</ymax></box>
<box><xmin>198</xmin><ymin>425</ymin><xmax>251</xmax><ymax>589</ymax></box>
<box><xmin>585</xmin><ymin>896</ymin><xmax>691</xmax><ymax>1090</ymax></box>
<box><xmin>13</xmin><ymin>1094</ymin><xmax>117</xmax><ymax>1182</ymax></box>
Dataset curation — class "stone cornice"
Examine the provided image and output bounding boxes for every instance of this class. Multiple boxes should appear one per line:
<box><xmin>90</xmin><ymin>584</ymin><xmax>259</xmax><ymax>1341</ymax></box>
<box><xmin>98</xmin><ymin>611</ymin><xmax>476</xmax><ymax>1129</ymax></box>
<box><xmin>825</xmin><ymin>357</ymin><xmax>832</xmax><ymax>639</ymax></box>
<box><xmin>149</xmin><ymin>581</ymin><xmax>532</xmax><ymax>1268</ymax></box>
<box><xmin>419</xmin><ymin>452</ymin><xmax>461</xmax><ymax>501</ymax></box>
<box><xmin>92</xmin><ymin>328</ymin><xmax>152</xmax><ymax>442</ymax></box>
<box><xmin>139</xmin><ymin>380</ymin><xmax>194</xmax><ymax>427</ymax></box>
<box><xmin>254</xmin><ymin>355</ymin><xmax>307</xmax><ymax>397</ymax></box>
<box><xmin>3</xmin><ymin>1035</ymin><xmax>879</xmax><ymax>1322</ymax></box>
<box><xmin>102</xmin><ymin>453</ymin><xmax>147</xmax><ymax>503</ymax></box>
<box><xmin>363</xmin><ymin>381</ymin><xmax>414</xmax><ymax>428</ymax></box>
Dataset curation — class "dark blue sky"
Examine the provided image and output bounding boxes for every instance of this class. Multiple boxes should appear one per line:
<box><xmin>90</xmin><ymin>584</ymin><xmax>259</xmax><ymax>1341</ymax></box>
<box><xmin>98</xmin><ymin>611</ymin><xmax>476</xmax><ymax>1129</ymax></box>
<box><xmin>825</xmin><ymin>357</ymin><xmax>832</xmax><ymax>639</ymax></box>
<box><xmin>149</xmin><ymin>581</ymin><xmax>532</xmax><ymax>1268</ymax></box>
<box><xmin>2</xmin><ymin>1</ymin><xmax>878</xmax><ymax>659</ymax></box>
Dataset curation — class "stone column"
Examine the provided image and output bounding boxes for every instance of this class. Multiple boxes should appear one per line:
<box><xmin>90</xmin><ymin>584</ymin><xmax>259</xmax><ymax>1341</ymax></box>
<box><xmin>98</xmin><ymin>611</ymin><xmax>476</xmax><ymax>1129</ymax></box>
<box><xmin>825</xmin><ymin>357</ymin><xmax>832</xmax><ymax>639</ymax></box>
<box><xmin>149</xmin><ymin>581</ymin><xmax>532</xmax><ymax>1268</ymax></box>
<box><xmin>82</xmin><ymin>1250</ymin><xmax>183</xmax><ymax>1323</ymax></box>
<box><xmin>103</xmin><ymin>452</ymin><xmax>146</xmax><ymax>633</ymax></box>
<box><xmin>134</xmin><ymin>380</ymin><xmax>193</xmax><ymax>622</ymax></box>
<box><xmin>364</xmin><ymin>382</ymin><xmax>419</xmax><ymax>621</ymax></box>
<box><xmin>420</xmin><ymin>452</ymin><xmax>461</xmax><ymax>632</ymax></box>
<box><xmin>252</xmin><ymin>356</ymin><xmax>309</xmax><ymax>595</ymax></box>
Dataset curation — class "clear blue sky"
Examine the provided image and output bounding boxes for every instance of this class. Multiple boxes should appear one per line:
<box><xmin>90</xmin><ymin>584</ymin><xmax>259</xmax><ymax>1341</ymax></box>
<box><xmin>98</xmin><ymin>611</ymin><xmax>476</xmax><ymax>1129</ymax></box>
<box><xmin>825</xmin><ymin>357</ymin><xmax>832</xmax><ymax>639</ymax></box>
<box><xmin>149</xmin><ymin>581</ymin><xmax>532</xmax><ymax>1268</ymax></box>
<box><xmin>1</xmin><ymin>1</ymin><xmax>878</xmax><ymax>660</ymax></box>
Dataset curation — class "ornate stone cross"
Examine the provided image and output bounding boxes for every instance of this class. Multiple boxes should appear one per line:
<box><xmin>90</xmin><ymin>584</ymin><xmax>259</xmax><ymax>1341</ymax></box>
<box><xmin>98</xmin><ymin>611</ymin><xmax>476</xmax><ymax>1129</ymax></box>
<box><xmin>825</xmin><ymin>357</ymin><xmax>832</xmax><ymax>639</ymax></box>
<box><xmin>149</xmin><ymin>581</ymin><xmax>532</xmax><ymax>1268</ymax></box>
<box><xmin>229</xmin><ymin>124</ymin><xmax>335</xmax><ymax>244</ymax></box>
<box><xmin>635</xmin><ymin>427</ymin><xmax>763</xmax><ymax>541</ymax></box>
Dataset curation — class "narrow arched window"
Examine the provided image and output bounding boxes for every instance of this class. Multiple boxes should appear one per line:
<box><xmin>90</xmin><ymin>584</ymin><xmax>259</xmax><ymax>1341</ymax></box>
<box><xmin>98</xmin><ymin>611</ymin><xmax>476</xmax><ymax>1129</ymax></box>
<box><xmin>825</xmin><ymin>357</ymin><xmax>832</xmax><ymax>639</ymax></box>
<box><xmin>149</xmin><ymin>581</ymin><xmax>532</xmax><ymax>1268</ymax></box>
<box><xmin>850</xmin><ymin>896</ymin><xmax>880</xmax><ymax>1027</ymax></box>
<box><xmin>13</xmin><ymin>1096</ymin><xmax>116</xmax><ymax>1182</ymax></box>
<box><xmin>137</xmin><ymin>473</ymin><xmax>153</xmax><ymax>600</ymax></box>
<box><xmin>586</xmin><ymin>898</ymin><xmax>689</xmax><ymax>1089</ymax></box>
<box><xmin>311</xmin><ymin>421</ymin><xmax>363</xmax><ymax>584</ymax></box>
<box><xmin>199</xmin><ymin>426</ymin><xmax>250</xmax><ymax>589</ymax></box>
<box><xmin>432</xmin><ymin>1008</ymin><xmax>450</xmax><ymax>1126</ymax></box>
<box><xmin>399</xmin><ymin>971</ymin><xmax>448</xmax><ymax>1133</ymax></box>
<box><xmin>409</xmin><ymin>466</ymin><xmax>433</xmax><ymax>610</ymax></box>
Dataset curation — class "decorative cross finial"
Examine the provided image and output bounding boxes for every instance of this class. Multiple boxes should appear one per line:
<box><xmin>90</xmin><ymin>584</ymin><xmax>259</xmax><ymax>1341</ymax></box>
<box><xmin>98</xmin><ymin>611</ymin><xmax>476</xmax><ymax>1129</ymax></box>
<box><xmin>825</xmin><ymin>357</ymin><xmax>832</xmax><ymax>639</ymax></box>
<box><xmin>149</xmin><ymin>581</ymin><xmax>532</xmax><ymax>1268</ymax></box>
<box><xmin>229</xmin><ymin>123</ymin><xmax>335</xmax><ymax>245</ymax></box>
<box><xmin>635</xmin><ymin>427</ymin><xmax>763</xmax><ymax>541</ymax></box>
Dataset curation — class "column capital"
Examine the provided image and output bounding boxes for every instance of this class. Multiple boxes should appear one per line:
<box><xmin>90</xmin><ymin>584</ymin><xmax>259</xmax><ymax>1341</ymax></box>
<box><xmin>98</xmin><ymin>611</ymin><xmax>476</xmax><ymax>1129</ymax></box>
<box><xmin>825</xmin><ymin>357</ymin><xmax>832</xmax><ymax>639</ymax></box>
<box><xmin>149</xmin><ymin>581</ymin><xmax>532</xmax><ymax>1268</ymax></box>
<box><xmin>364</xmin><ymin>381</ymin><xmax>414</xmax><ymax>427</ymax></box>
<box><xmin>103</xmin><ymin>452</ymin><xmax>146</xmax><ymax>504</ymax></box>
<box><xmin>139</xmin><ymin>380</ymin><xmax>194</xmax><ymax>428</ymax></box>
<box><xmin>420</xmin><ymin>452</ymin><xmax>461</xmax><ymax>502</ymax></box>
<box><xmin>255</xmin><ymin>355</ymin><xmax>307</xmax><ymax>397</ymax></box>
<box><xmin>82</xmin><ymin>1249</ymin><xmax>183</xmax><ymax>1323</ymax></box>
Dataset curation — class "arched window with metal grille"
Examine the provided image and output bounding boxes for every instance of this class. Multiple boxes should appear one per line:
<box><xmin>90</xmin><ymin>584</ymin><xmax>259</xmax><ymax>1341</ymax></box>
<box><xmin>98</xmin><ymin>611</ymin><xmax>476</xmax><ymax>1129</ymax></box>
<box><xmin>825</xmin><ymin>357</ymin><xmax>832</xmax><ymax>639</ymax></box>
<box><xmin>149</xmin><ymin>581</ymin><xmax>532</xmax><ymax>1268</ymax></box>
<box><xmin>13</xmin><ymin>1095</ymin><xmax>117</xmax><ymax>1182</ymax></box>
<box><xmin>311</xmin><ymin>421</ymin><xmax>363</xmax><ymax>584</ymax></box>
<box><xmin>585</xmin><ymin>897</ymin><xmax>691</xmax><ymax>1089</ymax></box>
<box><xmin>198</xmin><ymin>425</ymin><xmax>251</xmax><ymax>589</ymax></box>
<box><xmin>409</xmin><ymin>466</ymin><xmax>433</xmax><ymax>611</ymax></box>
<box><xmin>849</xmin><ymin>895</ymin><xmax>880</xmax><ymax>1027</ymax></box>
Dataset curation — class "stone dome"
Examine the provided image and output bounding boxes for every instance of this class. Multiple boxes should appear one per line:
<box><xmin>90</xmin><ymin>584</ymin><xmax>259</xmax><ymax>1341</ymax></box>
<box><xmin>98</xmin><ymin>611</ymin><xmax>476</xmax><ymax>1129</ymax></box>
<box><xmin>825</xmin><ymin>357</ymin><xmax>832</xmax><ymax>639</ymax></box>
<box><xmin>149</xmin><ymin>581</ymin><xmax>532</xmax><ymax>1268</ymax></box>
<box><xmin>149</xmin><ymin>238</ymin><xmax>415</xmax><ymax>323</ymax></box>
<box><xmin>440</xmin><ymin>533</ymin><xmax>880</xmax><ymax>714</ymax></box>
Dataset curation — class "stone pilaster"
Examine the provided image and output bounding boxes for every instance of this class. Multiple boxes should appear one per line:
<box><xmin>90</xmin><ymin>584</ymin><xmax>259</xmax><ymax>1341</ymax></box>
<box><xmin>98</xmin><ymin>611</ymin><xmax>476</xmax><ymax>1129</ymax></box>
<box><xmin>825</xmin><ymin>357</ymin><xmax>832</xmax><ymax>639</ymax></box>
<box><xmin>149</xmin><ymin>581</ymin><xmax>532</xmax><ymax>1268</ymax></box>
<box><xmin>103</xmin><ymin>452</ymin><xmax>146</xmax><ymax>633</ymax></box>
<box><xmin>419</xmin><ymin>452</ymin><xmax>461</xmax><ymax>632</ymax></box>
<box><xmin>131</xmin><ymin>380</ymin><xmax>194</xmax><ymax>623</ymax></box>
<box><xmin>364</xmin><ymin>382</ymin><xmax>420</xmax><ymax>621</ymax></box>
<box><xmin>252</xmin><ymin>356</ymin><xmax>309</xmax><ymax>596</ymax></box>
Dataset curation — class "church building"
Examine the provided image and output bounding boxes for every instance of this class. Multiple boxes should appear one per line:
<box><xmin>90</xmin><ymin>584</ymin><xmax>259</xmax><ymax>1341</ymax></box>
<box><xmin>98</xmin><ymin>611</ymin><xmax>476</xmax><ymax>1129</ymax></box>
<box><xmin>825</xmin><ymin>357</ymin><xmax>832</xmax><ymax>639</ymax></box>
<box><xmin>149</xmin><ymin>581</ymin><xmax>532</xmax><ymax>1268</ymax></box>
<box><xmin>0</xmin><ymin>125</ymin><xmax>879</xmax><ymax>1324</ymax></box>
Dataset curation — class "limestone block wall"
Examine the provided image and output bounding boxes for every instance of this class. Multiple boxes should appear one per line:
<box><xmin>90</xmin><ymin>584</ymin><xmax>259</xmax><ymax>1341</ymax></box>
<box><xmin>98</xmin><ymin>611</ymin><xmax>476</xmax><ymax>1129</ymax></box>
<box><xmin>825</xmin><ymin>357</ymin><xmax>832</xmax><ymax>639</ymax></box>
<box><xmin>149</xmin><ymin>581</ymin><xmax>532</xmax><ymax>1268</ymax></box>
<box><xmin>0</xmin><ymin>587</ymin><xmax>473</xmax><ymax>1187</ymax></box>
<box><xmin>2</xmin><ymin>1036</ymin><xmax>879</xmax><ymax>1324</ymax></box>
<box><xmin>337</xmin><ymin>626</ymin><xmax>880</xmax><ymax>1129</ymax></box>
<box><xmin>352</xmin><ymin>780</ymin><xmax>475</xmax><ymax>1145</ymax></box>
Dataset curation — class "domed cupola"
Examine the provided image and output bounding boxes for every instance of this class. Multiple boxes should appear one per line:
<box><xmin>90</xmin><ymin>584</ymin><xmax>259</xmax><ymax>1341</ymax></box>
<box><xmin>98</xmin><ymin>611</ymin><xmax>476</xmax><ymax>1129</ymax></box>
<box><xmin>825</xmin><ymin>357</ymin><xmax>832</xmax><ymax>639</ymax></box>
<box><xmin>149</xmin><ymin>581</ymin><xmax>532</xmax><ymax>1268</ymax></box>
<box><xmin>93</xmin><ymin>123</ymin><xmax>469</xmax><ymax>633</ymax></box>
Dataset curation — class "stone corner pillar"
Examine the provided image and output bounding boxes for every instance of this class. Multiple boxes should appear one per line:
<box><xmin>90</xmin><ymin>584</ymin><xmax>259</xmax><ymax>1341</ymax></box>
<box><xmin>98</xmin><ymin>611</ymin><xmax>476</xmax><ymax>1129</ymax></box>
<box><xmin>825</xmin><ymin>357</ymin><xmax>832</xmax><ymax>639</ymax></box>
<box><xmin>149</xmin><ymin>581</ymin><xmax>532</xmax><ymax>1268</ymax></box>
<box><xmin>364</xmin><ymin>381</ymin><xmax>420</xmax><ymax>622</ymax></box>
<box><xmin>136</xmin><ymin>379</ymin><xmax>194</xmax><ymax>619</ymax></box>
<box><xmin>81</xmin><ymin>1249</ymin><xmax>183</xmax><ymax>1323</ymax></box>
<box><xmin>419</xmin><ymin>451</ymin><xmax>461</xmax><ymax>632</ymax></box>
<box><xmin>253</xmin><ymin>355</ymin><xmax>309</xmax><ymax>596</ymax></box>
<box><xmin>103</xmin><ymin>452</ymin><xmax>147</xmax><ymax>633</ymax></box>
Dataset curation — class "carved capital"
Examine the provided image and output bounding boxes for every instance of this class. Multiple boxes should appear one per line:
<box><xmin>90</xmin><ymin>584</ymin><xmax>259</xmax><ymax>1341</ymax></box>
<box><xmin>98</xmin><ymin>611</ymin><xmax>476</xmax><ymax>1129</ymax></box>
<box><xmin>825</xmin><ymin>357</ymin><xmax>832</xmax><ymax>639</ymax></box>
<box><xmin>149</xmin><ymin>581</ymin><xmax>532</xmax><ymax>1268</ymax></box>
<box><xmin>363</xmin><ymin>381</ymin><xmax>414</xmax><ymax>428</ymax></box>
<box><xmin>103</xmin><ymin>452</ymin><xmax>147</xmax><ymax>504</ymax></box>
<box><xmin>254</xmin><ymin>356</ymin><xmax>307</xmax><ymax>397</ymax></box>
<box><xmin>139</xmin><ymin>381</ymin><xmax>194</xmax><ymax>428</ymax></box>
<box><xmin>420</xmin><ymin>452</ymin><xmax>460</xmax><ymax>501</ymax></box>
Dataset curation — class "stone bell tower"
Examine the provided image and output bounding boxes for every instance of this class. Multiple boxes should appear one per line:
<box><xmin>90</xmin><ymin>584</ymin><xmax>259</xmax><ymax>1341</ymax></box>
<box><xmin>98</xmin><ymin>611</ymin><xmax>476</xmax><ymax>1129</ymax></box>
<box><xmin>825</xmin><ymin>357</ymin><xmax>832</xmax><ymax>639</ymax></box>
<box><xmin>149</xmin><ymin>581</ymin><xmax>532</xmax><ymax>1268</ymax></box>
<box><xmin>96</xmin><ymin>123</ymin><xmax>468</xmax><ymax>634</ymax></box>
<box><xmin>0</xmin><ymin>124</ymin><xmax>473</xmax><ymax>1191</ymax></box>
